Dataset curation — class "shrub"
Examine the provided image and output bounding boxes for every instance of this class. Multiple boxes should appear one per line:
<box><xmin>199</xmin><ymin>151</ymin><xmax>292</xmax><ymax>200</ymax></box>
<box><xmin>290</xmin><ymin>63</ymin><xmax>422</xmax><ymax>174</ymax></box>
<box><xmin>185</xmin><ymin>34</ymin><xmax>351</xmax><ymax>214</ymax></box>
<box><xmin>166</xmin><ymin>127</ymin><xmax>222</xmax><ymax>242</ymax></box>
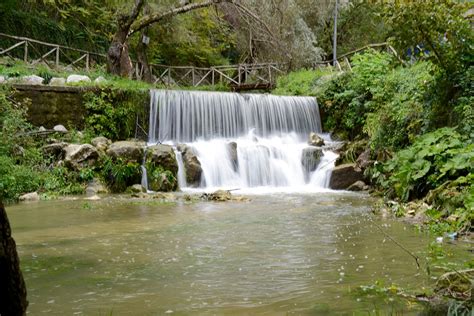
<box><xmin>100</xmin><ymin>157</ymin><xmax>141</xmax><ymax>193</ymax></box>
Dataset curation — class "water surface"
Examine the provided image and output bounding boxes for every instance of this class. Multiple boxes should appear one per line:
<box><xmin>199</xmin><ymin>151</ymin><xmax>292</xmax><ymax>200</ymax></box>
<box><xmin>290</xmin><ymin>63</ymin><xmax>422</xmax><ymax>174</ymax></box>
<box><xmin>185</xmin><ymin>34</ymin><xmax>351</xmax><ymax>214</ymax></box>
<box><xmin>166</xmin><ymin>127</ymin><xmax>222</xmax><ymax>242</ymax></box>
<box><xmin>7</xmin><ymin>193</ymin><xmax>470</xmax><ymax>315</ymax></box>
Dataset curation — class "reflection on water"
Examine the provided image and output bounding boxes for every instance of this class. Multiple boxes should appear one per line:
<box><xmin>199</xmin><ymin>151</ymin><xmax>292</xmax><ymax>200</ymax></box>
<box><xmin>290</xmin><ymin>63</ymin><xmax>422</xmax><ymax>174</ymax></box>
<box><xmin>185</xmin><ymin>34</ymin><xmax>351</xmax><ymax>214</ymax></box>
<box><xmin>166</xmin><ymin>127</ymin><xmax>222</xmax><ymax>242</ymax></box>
<box><xmin>7</xmin><ymin>193</ymin><xmax>470</xmax><ymax>315</ymax></box>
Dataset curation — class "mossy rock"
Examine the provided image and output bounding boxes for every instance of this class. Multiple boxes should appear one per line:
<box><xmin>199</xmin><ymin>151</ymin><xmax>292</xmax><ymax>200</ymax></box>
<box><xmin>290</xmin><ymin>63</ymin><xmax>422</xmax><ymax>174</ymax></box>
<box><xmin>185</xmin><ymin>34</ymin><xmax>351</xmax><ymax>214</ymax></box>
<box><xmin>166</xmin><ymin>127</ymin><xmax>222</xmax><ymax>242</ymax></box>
<box><xmin>148</xmin><ymin>168</ymin><xmax>177</xmax><ymax>192</ymax></box>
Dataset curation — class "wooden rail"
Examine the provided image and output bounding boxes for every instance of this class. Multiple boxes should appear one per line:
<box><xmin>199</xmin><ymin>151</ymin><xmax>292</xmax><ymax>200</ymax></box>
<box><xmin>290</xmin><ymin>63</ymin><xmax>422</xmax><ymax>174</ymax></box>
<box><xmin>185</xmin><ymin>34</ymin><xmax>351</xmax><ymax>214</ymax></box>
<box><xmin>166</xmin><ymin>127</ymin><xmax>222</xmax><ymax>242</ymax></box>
<box><xmin>0</xmin><ymin>33</ymin><xmax>284</xmax><ymax>90</ymax></box>
<box><xmin>0</xmin><ymin>33</ymin><xmax>399</xmax><ymax>88</ymax></box>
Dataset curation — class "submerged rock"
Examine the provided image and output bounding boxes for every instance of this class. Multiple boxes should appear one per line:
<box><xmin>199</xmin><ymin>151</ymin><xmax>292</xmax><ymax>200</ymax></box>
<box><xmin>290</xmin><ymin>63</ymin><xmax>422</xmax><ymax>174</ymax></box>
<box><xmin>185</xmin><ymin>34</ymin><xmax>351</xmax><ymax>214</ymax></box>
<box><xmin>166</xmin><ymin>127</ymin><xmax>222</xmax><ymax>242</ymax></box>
<box><xmin>347</xmin><ymin>180</ymin><xmax>368</xmax><ymax>192</ymax></box>
<box><xmin>301</xmin><ymin>146</ymin><xmax>323</xmax><ymax>173</ymax></box>
<box><xmin>85</xmin><ymin>179</ymin><xmax>108</xmax><ymax>195</ymax></box>
<box><xmin>128</xmin><ymin>184</ymin><xmax>146</xmax><ymax>193</ymax></box>
<box><xmin>19</xmin><ymin>192</ymin><xmax>39</xmax><ymax>201</ymax></box>
<box><xmin>308</xmin><ymin>132</ymin><xmax>325</xmax><ymax>147</ymax></box>
<box><xmin>107</xmin><ymin>141</ymin><xmax>145</xmax><ymax>162</ymax></box>
<box><xmin>227</xmin><ymin>142</ymin><xmax>239</xmax><ymax>171</ymax></box>
<box><xmin>66</xmin><ymin>74</ymin><xmax>91</xmax><ymax>83</ymax></box>
<box><xmin>64</xmin><ymin>144</ymin><xmax>99</xmax><ymax>170</ymax></box>
<box><xmin>201</xmin><ymin>190</ymin><xmax>232</xmax><ymax>201</ymax></box>
<box><xmin>178</xmin><ymin>144</ymin><xmax>202</xmax><ymax>187</ymax></box>
<box><xmin>329</xmin><ymin>163</ymin><xmax>364</xmax><ymax>190</ymax></box>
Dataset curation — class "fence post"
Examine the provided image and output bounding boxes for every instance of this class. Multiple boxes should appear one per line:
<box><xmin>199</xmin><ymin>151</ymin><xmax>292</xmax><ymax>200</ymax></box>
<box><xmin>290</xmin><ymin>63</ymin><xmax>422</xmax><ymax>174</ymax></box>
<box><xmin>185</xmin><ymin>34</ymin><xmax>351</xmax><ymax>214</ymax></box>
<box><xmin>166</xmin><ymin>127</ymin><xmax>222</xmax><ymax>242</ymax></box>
<box><xmin>268</xmin><ymin>64</ymin><xmax>272</xmax><ymax>84</ymax></box>
<box><xmin>238</xmin><ymin>65</ymin><xmax>241</xmax><ymax>85</ymax></box>
<box><xmin>192</xmin><ymin>67</ymin><xmax>195</xmax><ymax>86</ymax></box>
<box><xmin>86</xmin><ymin>53</ymin><xmax>90</xmax><ymax>71</ymax></box>
<box><xmin>23</xmin><ymin>41</ymin><xmax>28</xmax><ymax>62</ymax></box>
<box><xmin>55</xmin><ymin>46</ymin><xmax>60</xmax><ymax>67</ymax></box>
<box><xmin>211</xmin><ymin>67</ymin><xmax>215</xmax><ymax>86</ymax></box>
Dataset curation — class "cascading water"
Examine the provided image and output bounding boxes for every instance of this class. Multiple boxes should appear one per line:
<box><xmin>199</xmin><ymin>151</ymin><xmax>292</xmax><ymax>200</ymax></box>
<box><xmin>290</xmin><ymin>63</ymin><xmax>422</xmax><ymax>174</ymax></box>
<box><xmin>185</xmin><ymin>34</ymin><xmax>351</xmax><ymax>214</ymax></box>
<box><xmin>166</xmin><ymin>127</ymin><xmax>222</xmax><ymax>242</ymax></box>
<box><xmin>148</xmin><ymin>89</ymin><xmax>338</xmax><ymax>192</ymax></box>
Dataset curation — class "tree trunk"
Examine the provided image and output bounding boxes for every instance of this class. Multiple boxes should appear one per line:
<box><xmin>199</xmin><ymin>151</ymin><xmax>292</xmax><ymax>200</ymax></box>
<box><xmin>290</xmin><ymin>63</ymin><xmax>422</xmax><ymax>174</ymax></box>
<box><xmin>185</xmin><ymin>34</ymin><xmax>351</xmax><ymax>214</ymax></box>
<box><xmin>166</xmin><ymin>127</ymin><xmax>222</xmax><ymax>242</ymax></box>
<box><xmin>107</xmin><ymin>28</ymin><xmax>134</xmax><ymax>77</ymax></box>
<box><xmin>0</xmin><ymin>202</ymin><xmax>28</xmax><ymax>316</ymax></box>
<box><xmin>136</xmin><ymin>32</ymin><xmax>153</xmax><ymax>83</ymax></box>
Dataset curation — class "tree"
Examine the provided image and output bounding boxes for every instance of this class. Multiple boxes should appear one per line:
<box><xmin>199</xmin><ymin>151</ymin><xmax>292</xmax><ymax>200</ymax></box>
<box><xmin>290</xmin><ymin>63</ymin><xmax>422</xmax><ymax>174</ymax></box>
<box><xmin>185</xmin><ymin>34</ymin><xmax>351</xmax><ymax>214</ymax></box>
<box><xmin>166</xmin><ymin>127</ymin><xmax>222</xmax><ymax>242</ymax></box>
<box><xmin>107</xmin><ymin>0</ymin><xmax>241</xmax><ymax>77</ymax></box>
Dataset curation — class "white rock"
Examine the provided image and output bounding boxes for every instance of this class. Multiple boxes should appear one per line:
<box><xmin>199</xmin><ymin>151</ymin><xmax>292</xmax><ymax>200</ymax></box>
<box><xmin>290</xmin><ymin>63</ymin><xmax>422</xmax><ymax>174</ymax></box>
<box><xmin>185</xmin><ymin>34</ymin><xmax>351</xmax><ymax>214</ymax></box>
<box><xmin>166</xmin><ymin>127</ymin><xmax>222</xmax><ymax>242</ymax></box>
<box><xmin>0</xmin><ymin>75</ymin><xmax>5</xmax><ymax>84</ymax></box>
<box><xmin>38</xmin><ymin>126</ymin><xmax>46</xmax><ymax>132</ymax></box>
<box><xmin>85</xmin><ymin>195</ymin><xmax>101</xmax><ymax>201</ymax></box>
<box><xmin>21</xmin><ymin>75</ymin><xmax>44</xmax><ymax>85</ymax></box>
<box><xmin>53</xmin><ymin>125</ymin><xmax>68</xmax><ymax>132</ymax></box>
<box><xmin>49</xmin><ymin>77</ymin><xmax>66</xmax><ymax>86</ymax></box>
<box><xmin>19</xmin><ymin>192</ymin><xmax>40</xmax><ymax>201</ymax></box>
<box><xmin>66</xmin><ymin>74</ymin><xmax>91</xmax><ymax>83</ymax></box>
<box><xmin>94</xmin><ymin>76</ymin><xmax>106</xmax><ymax>83</ymax></box>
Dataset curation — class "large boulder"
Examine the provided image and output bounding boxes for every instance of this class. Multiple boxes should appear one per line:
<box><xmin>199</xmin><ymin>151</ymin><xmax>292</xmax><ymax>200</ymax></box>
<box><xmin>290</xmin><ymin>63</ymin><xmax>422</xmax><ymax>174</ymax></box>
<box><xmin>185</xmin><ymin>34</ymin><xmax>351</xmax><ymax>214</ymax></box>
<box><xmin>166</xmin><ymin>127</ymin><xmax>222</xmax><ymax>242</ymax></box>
<box><xmin>91</xmin><ymin>136</ymin><xmax>111</xmax><ymax>152</ymax></box>
<box><xmin>85</xmin><ymin>179</ymin><xmax>108</xmax><ymax>195</ymax></box>
<box><xmin>227</xmin><ymin>142</ymin><xmax>238</xmax><ymax>171</ymax></box>
<box><xmin>356</xmin><ymin>148</ymin><xmax>373</xmax><ymax>171</ymax></box>
<box><xmin>147</xmin><ymin>144</ymin><xmax>178</xmax><ymax>174</ymax></box>
<box><xmin>301</xmin><ymin>146</ymin><xmax>323</xmax><ymax>173</ymax></box>
<box><xmin>106</xmin><ymin>141</ymin><xmax>145</xmax><ymax>162</ymax></box>
<box><xmin>53</xmin><ymin>124</ymin><xmax>68</xmax><ymax>133</ymax></box>
<box><xmin>308</xmin><ymin>132</ymin><xmax>325</xmax><ymax>147</ymax></box>
<box><xmin>329</xmin><ymin>163</ymin><xmax>364</xmax><ymax>190</ymax></box>
<box><xmin>64</xmin><ymin>144</ymin><xmax>99</xmax><ymax>170</ymax></box>
<box><xmin>178</xmin><ymin>144</ymin><xmax>202</xmax><ymax>187</ymax></box>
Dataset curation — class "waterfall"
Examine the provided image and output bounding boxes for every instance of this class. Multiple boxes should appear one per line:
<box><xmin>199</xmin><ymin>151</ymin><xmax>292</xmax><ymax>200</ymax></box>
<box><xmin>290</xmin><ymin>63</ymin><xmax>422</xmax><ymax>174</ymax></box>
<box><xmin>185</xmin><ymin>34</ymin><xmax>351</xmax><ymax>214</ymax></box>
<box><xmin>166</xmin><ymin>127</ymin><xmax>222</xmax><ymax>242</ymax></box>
<box><xmin>148</xmin><ymin>89</ymin><xmax>338</xmax><ymax>192</ymax></box>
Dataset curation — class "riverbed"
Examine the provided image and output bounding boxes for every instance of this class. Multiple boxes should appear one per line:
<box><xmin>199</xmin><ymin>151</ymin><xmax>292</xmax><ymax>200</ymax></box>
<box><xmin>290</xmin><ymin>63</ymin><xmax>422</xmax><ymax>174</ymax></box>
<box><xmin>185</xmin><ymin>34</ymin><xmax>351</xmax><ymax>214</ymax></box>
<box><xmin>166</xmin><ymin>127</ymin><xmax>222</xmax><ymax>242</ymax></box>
<box><xmin>7</xmin><ymin>192</ymin><xmax>470</xmax><ymax>315</ymax></box>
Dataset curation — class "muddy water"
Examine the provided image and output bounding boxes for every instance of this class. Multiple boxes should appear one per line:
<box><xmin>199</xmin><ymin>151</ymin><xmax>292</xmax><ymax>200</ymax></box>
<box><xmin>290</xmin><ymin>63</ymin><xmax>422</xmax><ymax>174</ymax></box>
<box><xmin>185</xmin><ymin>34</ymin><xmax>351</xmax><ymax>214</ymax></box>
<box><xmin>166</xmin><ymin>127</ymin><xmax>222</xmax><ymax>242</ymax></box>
<box><xmin>7</xmin><ymin>193</ymin><xmax>470</xmax><ymax>315</ymax></box>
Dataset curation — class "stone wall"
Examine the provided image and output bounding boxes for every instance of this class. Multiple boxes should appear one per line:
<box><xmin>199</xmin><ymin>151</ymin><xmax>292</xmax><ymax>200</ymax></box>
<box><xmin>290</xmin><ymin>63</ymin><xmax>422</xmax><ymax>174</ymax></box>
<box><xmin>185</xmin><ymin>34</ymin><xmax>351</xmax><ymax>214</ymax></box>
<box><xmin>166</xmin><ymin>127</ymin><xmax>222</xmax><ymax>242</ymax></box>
<box><xmin>11</xmin><ymin>85</ymin><xmax>97</xmax><ymax>129</ymax></box>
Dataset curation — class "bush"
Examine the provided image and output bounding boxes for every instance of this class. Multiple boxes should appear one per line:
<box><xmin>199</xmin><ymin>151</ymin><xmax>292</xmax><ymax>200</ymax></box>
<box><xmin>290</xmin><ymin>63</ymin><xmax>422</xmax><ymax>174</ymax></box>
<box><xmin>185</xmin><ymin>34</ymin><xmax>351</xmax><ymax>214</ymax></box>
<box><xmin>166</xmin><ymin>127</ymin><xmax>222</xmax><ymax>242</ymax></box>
<box><xmin>100</xmin><ymin>157</ymin><xmax>141</xmax><ymax>193</ymax></box>
<box><xmin>374</xmin><ymin>128</ymin><xmax>473</xmax><ymax>202</ymax></box>
<box><xmin>84</xmin><ymin>89</ymin><xmax>146</xmax><ymax>140</ymax></box>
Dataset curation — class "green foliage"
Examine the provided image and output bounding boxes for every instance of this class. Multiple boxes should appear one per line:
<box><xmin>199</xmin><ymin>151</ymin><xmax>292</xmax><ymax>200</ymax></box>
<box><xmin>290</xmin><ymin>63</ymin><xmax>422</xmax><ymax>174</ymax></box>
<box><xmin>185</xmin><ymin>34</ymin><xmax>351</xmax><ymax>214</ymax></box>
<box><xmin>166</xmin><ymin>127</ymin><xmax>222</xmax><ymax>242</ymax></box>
<box><xmin>383</xmin><ymin>1</ymin><xmax>473</xmax><ymax>77</ymax></box>
<box><xmin>100</xmin><ymin>157</ymin><xmax>141</xmax><ymax>193</ymax></box>
<box><xmin>84</xmin><ymin>90</ymin><xmax>145</xmax><ymax>140</ymax></box>
<box><xmin>376</xmin><ymin>128</ymin><xmax>473</xmax><ymax>201</ymax></box>
<box><xmin>41</xmin><ymin>166</ymin><xmax>86</xmax><ymax>197</ymax></box>
<box><xmin>273</xmin><ymin>69</ymin><xmax>333</xmax><ymax>96</ymax></box>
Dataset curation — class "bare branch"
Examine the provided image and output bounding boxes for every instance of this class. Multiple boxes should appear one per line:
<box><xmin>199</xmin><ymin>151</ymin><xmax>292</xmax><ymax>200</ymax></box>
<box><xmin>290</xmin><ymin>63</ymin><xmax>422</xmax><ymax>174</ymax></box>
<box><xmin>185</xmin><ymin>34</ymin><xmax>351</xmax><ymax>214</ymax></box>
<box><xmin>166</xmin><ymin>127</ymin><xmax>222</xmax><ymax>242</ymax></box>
<box><xmin>129</xmin><ymin>0</ymin><xmax>236</xmax><ymax>36</ymax></box>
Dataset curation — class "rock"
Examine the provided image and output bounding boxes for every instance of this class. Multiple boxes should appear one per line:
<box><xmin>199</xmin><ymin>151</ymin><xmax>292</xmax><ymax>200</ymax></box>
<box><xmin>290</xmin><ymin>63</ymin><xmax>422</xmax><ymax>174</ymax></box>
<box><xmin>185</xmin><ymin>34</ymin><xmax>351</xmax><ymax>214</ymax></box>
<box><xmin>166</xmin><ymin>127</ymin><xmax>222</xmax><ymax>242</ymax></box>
<box><xmin>21</xmin><ymin>75</ymin><xmax>44</xmax><ymax>85</ymax></box>
<box><xmin>0</xmin><ymin>202</ymin><xmax>29</xmax><ymax>316</ymax></box>
<box><xmin>308</xmin><ymin>132</ymin><xmax>325</xmax><ymax>147</ymax></box>
<box><xmin>329</xmin><ymin>163</ymin><xmax>364</xmax><ymax>190</ymax></box>
<box><xmin>91</xmin><ymin>136</ymin><xmax>111</xmax><ymax>152</ymax></box>
<box><xmin>94</xmin><ymin>76</ymin><xmax>106</xmax><ymax>83</ymax></box>
<box><xmin>85</xmin><ymin>179</ymin><xmax>108</xmax><ymax>195</ymax></box>
<box><xmin>107</xmin><ymin>141</ymin><xmax>145</xmax><ymax>162</ymax></box>
<box><xmin>178</xmin><ymin>144</ymin><xmax>202</xmax><ymax>187</ymax></box>
<box><xmin>132</xmin><ymin>192</ymin><xmax>149</xmax><ymax>199</ymax></box>
<box><xmin>64</xmin><ymin>144</ymin><xmax>99</xmax><ymax>170</ymax></box>
<box><xmin>53</xmin><ymin>124</ymin><xmax>68</xmax><ymax>133</ymax></box>
<box><xmin>84</xmin><ymin>195</ymin><xmax>100</xmax><ymax>201</ymax></box>
<box><xmin>49</xmin><ymin>77</ymin><xmax>66</xmax><ymax>86</ymax></box>
<box><xmin>66</xmin><ymin>74</ymin><xmax>91</xmax><ymax>83</ymax></box>
<box><xmin>356</xmin><ymin>148</ymin><xmax>373</xmax><ymax>171</ymax></box>
<box><xmin>149</xmin><ymin>171</ymin><xmax>177</xmax><ymax>192</ymax></box>
<box><xmin>19</xmin><ymin>192</ymin><xmax>39</xmax><ymax>201</ymax></box>
<box><xmin>38</xmin><ymin>126</ymin><xmax>46</xmax><ymax>132</ymax></box>
<box><xmin>42</xmin><ymin>142</ymin><xmax>68</xmax><ymax>159</ymax></box>
<box><xmin>152</xmin><ymin>192</ymin><xmax>176</xmax><ymax>201</ymax></box>
<box><xmin>129</xmin><ymin>184</ymin><xmax>145</xmax><ymax>193</ymax></box>
<box><xmin>201</xmin><ymin>190</ymin><xmax>232</xmax><ymax>201</ymax></box>
<box><xmin>301</xmin><ymin>146</ymin><xmax>323</xmax><ymax>174</ymax></box>
<box><xmin>347</xmin><ymin>180</ymin><xmax>368</xmax><ymax>191</ymax></box>
<box><xmin>0</xmin><ymin>75</ymin><xmax>5</xmax><ymax>84</ymax></box>
<box><xmin>227</xmin><ymin>142</ymin><xmax>238</xmax><ymax>171</ymax></box>
<box><xmin>147</xmin><ymin>144</ymin><xmax>178</xmax><ymax>174</ymax></box>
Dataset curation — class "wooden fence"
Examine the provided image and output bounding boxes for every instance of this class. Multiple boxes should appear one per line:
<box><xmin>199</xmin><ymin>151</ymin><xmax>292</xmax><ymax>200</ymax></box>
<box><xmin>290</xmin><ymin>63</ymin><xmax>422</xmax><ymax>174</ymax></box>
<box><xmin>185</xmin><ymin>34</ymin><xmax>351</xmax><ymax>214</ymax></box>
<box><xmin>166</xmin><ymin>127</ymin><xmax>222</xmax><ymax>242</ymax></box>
<box><xmin>1</xmin><ymin>32</ymin><xmax>399</xmax><ymax>89</ymax></box>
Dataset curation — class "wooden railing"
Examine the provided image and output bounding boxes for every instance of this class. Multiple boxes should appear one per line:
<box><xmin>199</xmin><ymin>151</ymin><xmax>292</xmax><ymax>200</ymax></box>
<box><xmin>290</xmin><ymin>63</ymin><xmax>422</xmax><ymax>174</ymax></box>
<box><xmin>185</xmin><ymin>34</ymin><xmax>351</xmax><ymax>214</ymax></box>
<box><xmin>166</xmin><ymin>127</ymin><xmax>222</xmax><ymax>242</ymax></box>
<box><xmin>0</xmin><ymin>33</ymin><xmax>107</xmax><ymax>71</ymax></box>
<box><xmin>0</xmin><ymin>33</ymin><xmax>284</xmax><ymax>90</ymax></box>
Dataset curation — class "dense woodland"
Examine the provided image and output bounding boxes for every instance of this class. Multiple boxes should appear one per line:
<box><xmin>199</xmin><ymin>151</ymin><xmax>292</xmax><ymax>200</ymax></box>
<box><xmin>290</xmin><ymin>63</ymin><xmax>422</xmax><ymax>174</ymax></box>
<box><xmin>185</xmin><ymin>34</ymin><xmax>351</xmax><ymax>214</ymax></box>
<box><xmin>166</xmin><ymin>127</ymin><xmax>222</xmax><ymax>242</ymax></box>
<box><xmin>0</xmin><ymin>0</ymin><xmax>473</xmax><ymax>311</ymax></box>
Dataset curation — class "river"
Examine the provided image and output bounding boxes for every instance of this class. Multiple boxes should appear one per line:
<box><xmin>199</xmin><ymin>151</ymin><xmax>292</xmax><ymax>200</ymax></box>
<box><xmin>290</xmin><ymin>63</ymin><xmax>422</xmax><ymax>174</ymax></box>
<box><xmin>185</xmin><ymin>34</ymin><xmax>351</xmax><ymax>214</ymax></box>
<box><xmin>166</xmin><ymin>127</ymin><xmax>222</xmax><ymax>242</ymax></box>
<box><xmin>7</xmin><ymin>192</ymin><xmax>470</xmax><ymax>314</ymax></box>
